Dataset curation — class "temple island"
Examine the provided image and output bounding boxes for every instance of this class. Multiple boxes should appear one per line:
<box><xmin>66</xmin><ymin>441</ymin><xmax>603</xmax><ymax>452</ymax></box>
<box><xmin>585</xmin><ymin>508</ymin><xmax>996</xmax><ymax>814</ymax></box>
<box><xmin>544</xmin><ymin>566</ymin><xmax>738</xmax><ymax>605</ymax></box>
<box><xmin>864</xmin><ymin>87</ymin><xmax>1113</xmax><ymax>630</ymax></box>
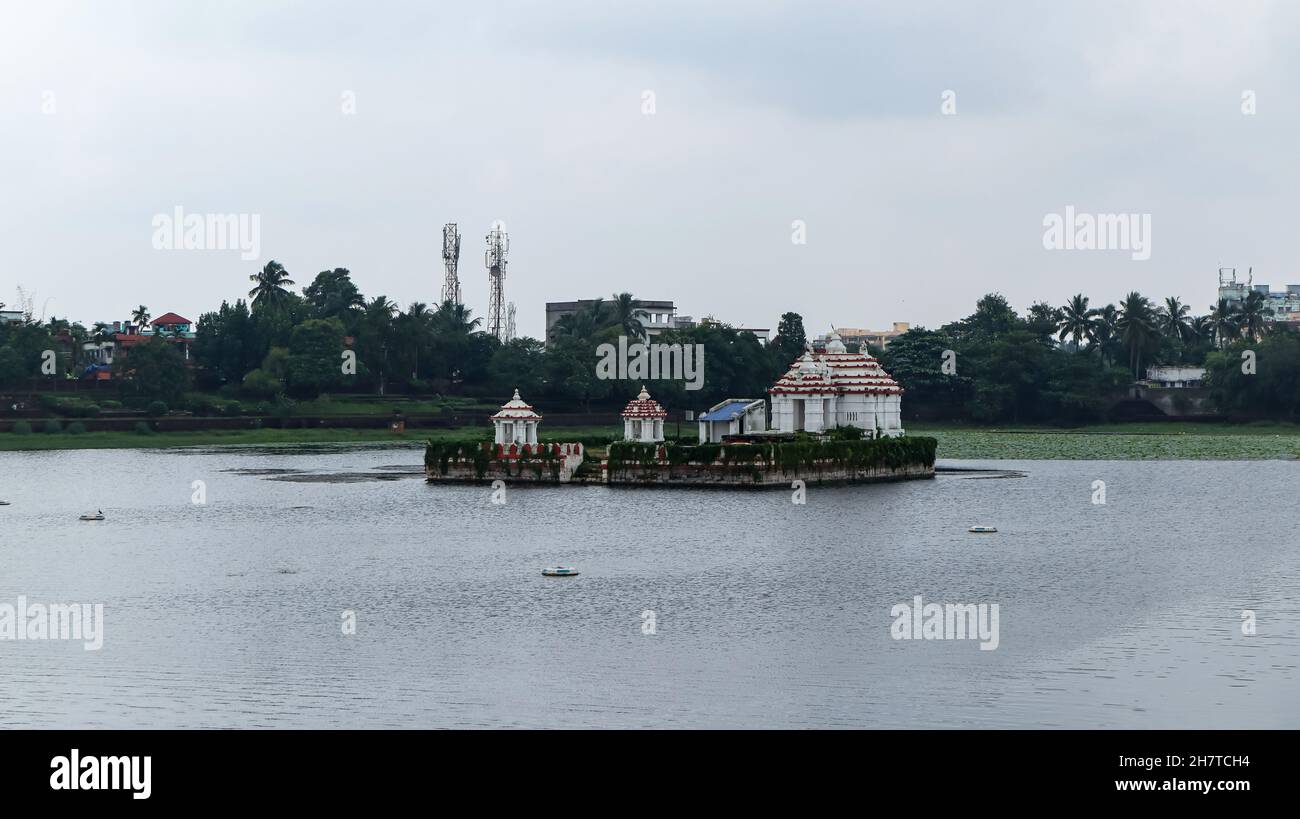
<box><xmin>424</xmin><ymin>331</ymin><xmax>937</xmax><ymax>488</ymax></box>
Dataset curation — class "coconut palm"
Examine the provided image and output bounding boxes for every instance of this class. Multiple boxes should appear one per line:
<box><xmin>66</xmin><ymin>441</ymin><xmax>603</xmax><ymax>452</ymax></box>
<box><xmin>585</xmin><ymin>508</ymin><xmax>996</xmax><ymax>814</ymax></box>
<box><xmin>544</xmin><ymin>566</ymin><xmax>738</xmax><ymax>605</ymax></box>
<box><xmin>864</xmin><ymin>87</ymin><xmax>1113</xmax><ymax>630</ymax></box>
<box><xmin>551</xmin><ymin>299</ymin><xmax>608</xmax><ymax>342</ymax></box>
<box><xmin>131</xmin><ymin>305</ymin><xmax>150</xmax><ymax>332</ymax></box>
<box><xmin>1156</xmin><ymin>297</ymin><xmax>1193</xmax><ymax>344</ymax></box>
<box><xmin>397</xmin><ymin>302</ymin><xmax>433</xmax><ymax>379</ymax></box>
<box><xmin>1237</xmin><ymin>290</ymin><xmax>1270</xmax><ymax>342</ymax></box>
<box><xmin>1116</xmin><ymin>291</ymin><xmax>1158</xmax><ymax>379</ymax></box>
<box><xmin>1056</xmin><ymin>294</ymin><xmax>1098</xmax><ymax>349</ymax></box>
<box><xmin>247</xmin><ymin>260</ymin><xmax>295</xmax><ymax>309</ymax></box>
<box><xmin>609</xmin><ymin>292</ymin><xmax>650</xmax><ymax>341</ymax></box>
<box><xmin>1209</xmin><ymin>298</ymin><xmax>1241</xmax><ymax>348</ymax></box>
<box><xmin>1091</xmin><ymin>303</ymin><xmax>1119</xmax><ymax>365</ymax></box>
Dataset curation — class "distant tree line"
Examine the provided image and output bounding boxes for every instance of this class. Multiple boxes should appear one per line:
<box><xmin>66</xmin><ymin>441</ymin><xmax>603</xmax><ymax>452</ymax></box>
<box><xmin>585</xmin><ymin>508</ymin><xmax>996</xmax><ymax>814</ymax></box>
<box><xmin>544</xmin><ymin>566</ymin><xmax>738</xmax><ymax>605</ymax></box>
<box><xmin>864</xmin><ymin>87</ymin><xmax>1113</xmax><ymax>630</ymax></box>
<box><xmin>880</xmin><ymin>290</ymin><xmax>1298</xmax><ymax>424</ymax></box>
<box><xmin>6</xmin><ymin>271</ymin><xmax>1298</xmax><ymax>422</ymax></box>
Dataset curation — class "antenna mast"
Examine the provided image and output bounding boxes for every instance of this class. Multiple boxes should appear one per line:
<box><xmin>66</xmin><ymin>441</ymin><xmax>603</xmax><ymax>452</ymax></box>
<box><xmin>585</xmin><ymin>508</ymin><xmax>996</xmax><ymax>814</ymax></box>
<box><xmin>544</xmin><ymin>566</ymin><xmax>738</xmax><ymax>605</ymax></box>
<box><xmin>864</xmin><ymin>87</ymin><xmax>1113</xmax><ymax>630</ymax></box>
<box><xmin>485</xmin><ymin>224</ymin><xmax>509</xmax><ymax>341</ymax></box>
<box><xmin>441</xmin><ymin>223</ymin><xmax>462</xmax><ymax>305</ymax></box>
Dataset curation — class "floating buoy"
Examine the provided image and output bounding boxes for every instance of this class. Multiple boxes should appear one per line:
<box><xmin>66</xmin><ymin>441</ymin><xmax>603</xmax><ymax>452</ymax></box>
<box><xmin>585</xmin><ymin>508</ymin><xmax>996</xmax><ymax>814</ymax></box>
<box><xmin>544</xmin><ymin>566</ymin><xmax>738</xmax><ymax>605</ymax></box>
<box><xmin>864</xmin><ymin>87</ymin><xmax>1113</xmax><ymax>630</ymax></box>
<box><xmin>542</xmin><ymin>567</ymin><xmax>579</xmax><ymax>577</ymax></box>
<box><xmin>968</xmin><ymin>525</ymin><xmax>997</xmax><ymax>533</ymax></box>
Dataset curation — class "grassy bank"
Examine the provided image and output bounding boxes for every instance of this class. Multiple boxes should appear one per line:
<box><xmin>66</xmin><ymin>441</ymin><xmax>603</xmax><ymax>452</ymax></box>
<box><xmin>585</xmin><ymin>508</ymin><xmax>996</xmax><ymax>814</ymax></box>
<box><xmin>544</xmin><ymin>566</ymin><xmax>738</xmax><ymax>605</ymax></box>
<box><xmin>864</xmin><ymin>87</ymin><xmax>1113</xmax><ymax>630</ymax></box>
<box><xmin>0</xmin><ymin>424</ymin><xmax>626</xmax><ymax>452</ymax></box>
<box><xmin>910</xmin><ymin>421</ymin><xmax>1300</xmax><ymax>460</ymax></box>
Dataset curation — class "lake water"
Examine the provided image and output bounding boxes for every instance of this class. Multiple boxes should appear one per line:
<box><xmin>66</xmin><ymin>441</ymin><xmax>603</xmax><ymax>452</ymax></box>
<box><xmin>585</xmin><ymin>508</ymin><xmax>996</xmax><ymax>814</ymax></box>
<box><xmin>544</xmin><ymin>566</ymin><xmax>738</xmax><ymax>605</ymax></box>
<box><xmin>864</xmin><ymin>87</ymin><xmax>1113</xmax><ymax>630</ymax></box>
<box><xmin>1</xmin><ymin>444</ymin><xmax>1297</xmax><ymax>728</ymax></box>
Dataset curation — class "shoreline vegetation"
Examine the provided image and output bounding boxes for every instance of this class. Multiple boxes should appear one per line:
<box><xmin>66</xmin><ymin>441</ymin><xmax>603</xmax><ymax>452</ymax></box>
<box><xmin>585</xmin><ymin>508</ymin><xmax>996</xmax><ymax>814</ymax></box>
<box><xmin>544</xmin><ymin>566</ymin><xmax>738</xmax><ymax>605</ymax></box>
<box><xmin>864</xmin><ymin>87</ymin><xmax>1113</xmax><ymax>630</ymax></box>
<box><xmin>3</xmin><ymin>420</ymin><xmax>1300</xmax><ymax>459</ymax></box>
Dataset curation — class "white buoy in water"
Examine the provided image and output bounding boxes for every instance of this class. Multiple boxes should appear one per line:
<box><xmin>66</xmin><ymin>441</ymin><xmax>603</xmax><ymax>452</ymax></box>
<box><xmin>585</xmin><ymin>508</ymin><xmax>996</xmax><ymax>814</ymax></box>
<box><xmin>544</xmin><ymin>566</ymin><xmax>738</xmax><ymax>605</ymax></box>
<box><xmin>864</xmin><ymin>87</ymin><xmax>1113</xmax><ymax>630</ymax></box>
<box><xmin>542</xmin><ymin>567</ymin><xmax>579</xmax><ymax>577</ymax></box>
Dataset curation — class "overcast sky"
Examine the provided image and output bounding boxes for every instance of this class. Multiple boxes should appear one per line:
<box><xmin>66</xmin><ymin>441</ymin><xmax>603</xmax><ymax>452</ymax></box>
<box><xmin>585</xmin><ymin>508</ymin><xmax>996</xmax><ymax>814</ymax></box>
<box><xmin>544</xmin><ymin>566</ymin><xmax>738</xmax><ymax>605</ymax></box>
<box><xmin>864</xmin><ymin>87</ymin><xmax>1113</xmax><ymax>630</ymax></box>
<box><xmin>2</xmin><ymin>0</ymin><xmax>1297</xmax><ymax>339</ymax></box>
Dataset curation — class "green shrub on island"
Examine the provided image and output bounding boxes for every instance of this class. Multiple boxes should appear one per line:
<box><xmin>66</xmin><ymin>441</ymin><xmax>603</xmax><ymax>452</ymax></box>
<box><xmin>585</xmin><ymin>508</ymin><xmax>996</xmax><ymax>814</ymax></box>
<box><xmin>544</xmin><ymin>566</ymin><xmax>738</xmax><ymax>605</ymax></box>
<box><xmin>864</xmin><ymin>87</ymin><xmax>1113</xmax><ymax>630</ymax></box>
<box><xmin>222</xmin><ymin>401</ymin><xmax>243</xmax><ymax>417</ymax></box>
<box><xmin>11</xmin><ymin>420</ymin><xmax>32</xmax><ymax>435</ymax></box>
<box><xmin>67</xmin><ymin>421</ymin><xmax>86</xmax><ymax>435</ymax></box>
<box><xmin>146</xmin><ymin>401</ymin><xmax>169</xmax><ymax>417</ymax></box>
<box><xmin>43</xmin><ymin>420</ymin><xmax>62</xmax><ymax>434</ymax></box>
<box><xmin>606</xmin><ymin>435</ymin><xmax>938</xmax><ymax>476</ymax></box>
<box><xmin>134</xmin><ymin>421</ymin><xmax>155</xmax><ymax>435</ymax></box>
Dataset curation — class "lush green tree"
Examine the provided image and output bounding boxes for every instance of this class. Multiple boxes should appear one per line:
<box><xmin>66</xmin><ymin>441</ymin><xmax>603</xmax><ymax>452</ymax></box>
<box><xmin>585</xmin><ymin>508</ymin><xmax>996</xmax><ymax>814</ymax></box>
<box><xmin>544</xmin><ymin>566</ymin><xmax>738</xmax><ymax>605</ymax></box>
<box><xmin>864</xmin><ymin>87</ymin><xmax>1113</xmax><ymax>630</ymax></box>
<box><xmin>772</xmin><ymin>312</ymin><xmax>807</xmax><ymax>365</ymax></box>
<box><xmin>114</xmin><ymin>337</ymin><xmax>190</xmax><ymax>404</ymax></box>
<box><xmin>489</xmin><ymin>337</ymin><xmax>545</xmax><ymax>396</ymax></box>
<box><xmin>0</xmin><ymin>345</ymin><xmax>25</xmax><ymax>387</ymax></box>
<box><xmin>285</xmin><ymin>318</ymin><xmax>348</xmax><ymax>399</ymax></box>
<box><xmin>1205</xmin><ymin>332</ymin><xmax>1300</xmax><ymax>417</ymax></box>
<box><xmin>303</xmin><ymin>268</ymin><xmax>365</xmax><ymax>325</ymax></box>
<box><xmin>193</xmin><ymin>299</ymin><xmax>255</xmax><ymax>388</ymax></box>
<box><xmin>878</xmin><ymin>327</ymin><xmax>972</xmax><ymax>418</ymax></box>
<box><xmin>1026</xmin><ymin>302</ymin><xmax>1063</xmax><ymax>345</ymax></box>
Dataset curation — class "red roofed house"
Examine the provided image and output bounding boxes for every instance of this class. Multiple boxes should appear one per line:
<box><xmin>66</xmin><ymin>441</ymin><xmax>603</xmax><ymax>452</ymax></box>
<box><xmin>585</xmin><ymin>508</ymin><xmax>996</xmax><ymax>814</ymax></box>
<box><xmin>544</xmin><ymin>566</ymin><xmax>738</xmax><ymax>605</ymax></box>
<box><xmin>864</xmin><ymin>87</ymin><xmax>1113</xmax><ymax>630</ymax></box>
<box><xmin>768</xmin><ymin>330</ymin><xmax>904</xmax><ymax>437</ymax></box>
<box><xmin>621</xmin><ymin>386</ymin><xmax>668</xmax><ymax>442</ymax></box>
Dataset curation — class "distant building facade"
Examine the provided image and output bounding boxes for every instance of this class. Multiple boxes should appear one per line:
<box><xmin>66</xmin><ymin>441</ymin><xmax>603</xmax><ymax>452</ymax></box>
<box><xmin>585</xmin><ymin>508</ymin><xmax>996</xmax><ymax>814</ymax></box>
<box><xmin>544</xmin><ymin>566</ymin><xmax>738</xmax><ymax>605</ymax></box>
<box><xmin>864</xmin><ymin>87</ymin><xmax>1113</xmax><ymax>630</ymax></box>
<box><xmin>1218</xmin><ymin>267</ymin><xmax>1300</xmax><ymax>326</ymax></box>
<box><xmin>1145</xmin><ymin>366</ymin><xmax>1205</xmax><ymax>388</ymax></box>
<box><xmin>814</xmin><ymin>323</ymin><xmax>909</xmax><ymax>352</ymax></box>
<box><xmin>546</xmin><ymin>299</ymin><xmax>678</xmax><ymax>341</ymax></box>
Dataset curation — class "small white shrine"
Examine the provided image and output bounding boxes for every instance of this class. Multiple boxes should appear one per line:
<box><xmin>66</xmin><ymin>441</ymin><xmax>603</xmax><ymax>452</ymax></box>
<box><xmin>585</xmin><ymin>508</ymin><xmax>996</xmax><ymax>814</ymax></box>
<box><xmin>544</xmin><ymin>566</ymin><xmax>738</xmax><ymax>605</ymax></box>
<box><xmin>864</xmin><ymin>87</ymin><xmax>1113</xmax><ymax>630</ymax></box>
<box><xmin>768</xmin><ymin>331</ymin><xmax>905</xmax><ymax>437</ymax></box>
<box><xmin>621</xmin><ymin>386</ymin><xmax>667</xmax><ymax>442</ymax></box>
<box><xmin>491</xmin><ymin>388</ymin><xmax>542</xmax><ymax>445</ymax></box>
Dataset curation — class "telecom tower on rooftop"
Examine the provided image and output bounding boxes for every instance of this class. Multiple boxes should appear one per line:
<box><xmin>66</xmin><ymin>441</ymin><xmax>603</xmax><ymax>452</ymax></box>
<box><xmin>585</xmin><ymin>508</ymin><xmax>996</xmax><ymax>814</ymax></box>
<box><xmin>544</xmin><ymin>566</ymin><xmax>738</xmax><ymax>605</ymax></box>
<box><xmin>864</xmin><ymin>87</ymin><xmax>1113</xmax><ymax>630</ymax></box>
<box><xmin>485</xmin><ymin>224</ymin><xmax>509</xmax><ymax>341</ymax></box>
<box><xmin>440</xmin><ymin>224</ymin><xmax>462</xmax><ymax>306</ymax></box>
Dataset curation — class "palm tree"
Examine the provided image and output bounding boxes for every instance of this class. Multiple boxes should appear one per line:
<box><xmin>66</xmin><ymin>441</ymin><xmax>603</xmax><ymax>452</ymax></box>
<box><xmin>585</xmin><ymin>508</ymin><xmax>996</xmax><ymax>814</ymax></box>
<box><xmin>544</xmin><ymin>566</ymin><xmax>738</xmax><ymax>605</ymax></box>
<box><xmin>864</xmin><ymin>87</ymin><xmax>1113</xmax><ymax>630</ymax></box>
<box><xmin>1156</xmin><ymin>297</ymin><xmax>1192</xmax><ymax>344</ymax></box>
<box><xmin>432</xmin><ymin>299</ymin><xmax>482</xmax><ymax>338</ymax></box>
<box><xmin>1056</xmin><ymin>294</ymin><xmax>1097</xmax><ymax>349</ymax></box>
<box><xmin>397</xmin><ymin>302</ymin><xmax>432</xmax><ymax>379</ymax></box>
<box><xmin>1091</xmin><ymin>303</ymin><xmax>1119</xmax><ymax>366</ymax></box>
<box><xmin>609</xmin><ymin>292</ymin><xmax>649</xmax><ymax>340</ymax></box>
<box><xmin>247</xmin><ymin>260</ymin><xmax>295</xmax><ymax>309</ymax></box>
<box><xmin>1116</xmin><ymin>291</ymin><xmax>1158</xmax><ymax>379</ymax></box>
<box><xmin>361</xmin><ymin>296</ymin><xmax>396</xmax><ymax>394</ymax></box>
<box><xmin>1190</xmin><ymin>314</ymin><xmax>1213</xmax><ymax>350</ymax></box>
<box><xmin>551</xmin><ymin>300</ymin><xmax>608</xmax><ymax>342</ymax></box>
<box><xmin>1209</xmin><ymin>298</ymin><xmax>1240</xmax><ymax>348</ymax></box>
<box><xmin>1237</xmin><ymin>290</ymin><xmax>1270</xmax><ymax>342</ymax></box>
<box><xmin>131</xmin><ymin>305</ymin><xmax>150</xmax><ymax>332</ymax></box>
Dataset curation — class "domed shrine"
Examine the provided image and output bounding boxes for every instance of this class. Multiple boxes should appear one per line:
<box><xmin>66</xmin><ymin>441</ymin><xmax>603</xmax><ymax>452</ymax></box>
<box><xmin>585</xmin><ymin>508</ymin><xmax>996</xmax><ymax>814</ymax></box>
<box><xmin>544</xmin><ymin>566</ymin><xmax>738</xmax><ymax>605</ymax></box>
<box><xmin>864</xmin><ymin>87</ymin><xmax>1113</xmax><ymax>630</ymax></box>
<box><xmin>768</xmin><ymin>331</ymin><xmax>904</xmax><ymax>437</ymax></box>
<box><xmin>620</xmin><ymin>386</ymin><xmax>668</xmax><ymax>442</ymax></box>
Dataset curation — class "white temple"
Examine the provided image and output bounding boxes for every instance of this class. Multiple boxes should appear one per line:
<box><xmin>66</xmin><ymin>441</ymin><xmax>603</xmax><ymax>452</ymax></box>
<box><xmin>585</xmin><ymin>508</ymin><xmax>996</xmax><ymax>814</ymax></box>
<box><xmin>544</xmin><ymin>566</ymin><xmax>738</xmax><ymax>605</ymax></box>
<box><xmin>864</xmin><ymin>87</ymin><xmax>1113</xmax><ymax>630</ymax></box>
<box><xmin>621</xmin><ymin>386</ymin><xmax>667</xmax><ymax>443</ymax></box>
<box><xmin>768</xmin><ymin>331</ymin><xmax>904</xmax><ymax>437</ymax></box>
<box><xmin>491</xmin><ymin>388</ymin><xmax>542</xmax><ymax>445</ymax></box>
